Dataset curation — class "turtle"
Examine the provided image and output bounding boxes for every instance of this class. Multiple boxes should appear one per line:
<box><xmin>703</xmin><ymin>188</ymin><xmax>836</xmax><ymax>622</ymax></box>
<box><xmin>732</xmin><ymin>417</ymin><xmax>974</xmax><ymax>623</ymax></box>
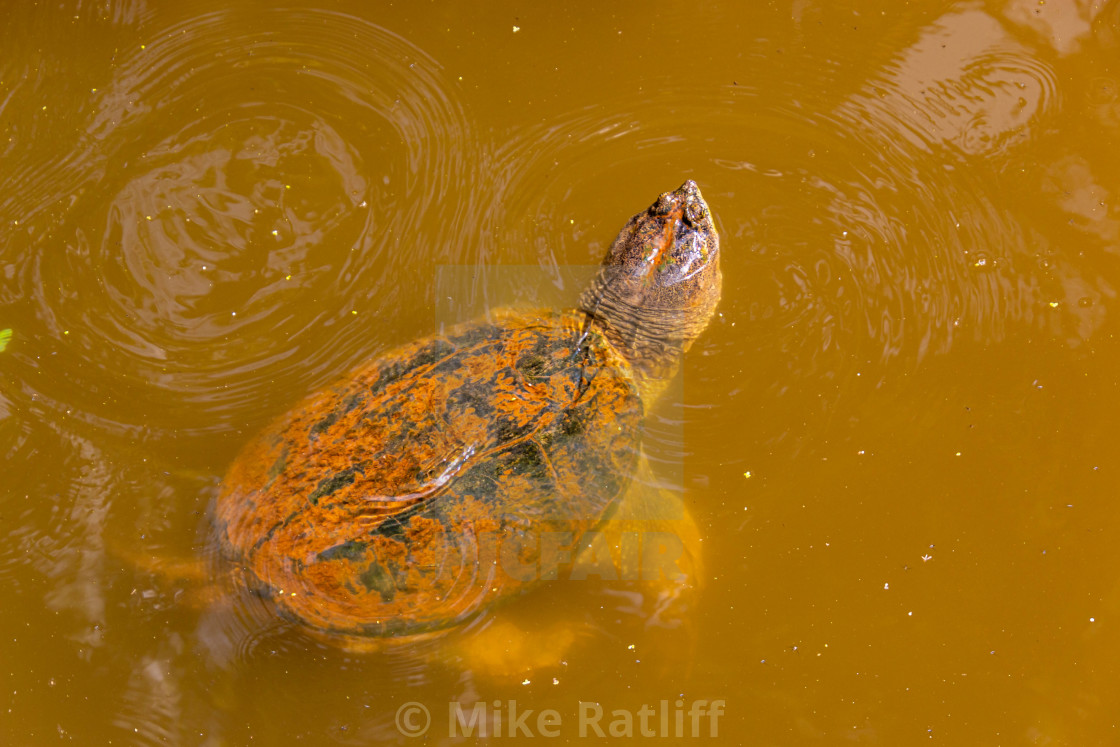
<box><xmin>212</xmin><ymin>180</ymin><xmax>722</xmax><ymax>647</ymax></box>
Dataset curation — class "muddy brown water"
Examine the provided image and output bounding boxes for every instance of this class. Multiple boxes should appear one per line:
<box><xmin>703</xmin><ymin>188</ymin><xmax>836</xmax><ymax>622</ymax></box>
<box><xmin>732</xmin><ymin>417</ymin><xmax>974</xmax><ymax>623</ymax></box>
<box><xmin>3</xmin><ymin>0</ymin><xmax>1120</xmax><ymax>743</ymax></box>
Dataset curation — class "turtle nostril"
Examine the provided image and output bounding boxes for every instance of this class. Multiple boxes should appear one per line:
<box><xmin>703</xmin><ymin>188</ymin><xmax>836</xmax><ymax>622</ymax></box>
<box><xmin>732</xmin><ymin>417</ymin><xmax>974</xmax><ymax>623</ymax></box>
<box><xmin>678</xmin><ymin>180</ymin><xmax>700</xmax><ymax>198</ymax></box>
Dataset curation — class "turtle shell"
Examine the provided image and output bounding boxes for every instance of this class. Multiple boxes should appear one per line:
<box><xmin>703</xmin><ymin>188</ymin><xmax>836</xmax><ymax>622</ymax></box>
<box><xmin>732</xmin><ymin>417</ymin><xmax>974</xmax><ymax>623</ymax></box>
<box><xmin>215</xmin><ymin>308</ymin><xmax>643</xmax><ymax>639</ymax></box>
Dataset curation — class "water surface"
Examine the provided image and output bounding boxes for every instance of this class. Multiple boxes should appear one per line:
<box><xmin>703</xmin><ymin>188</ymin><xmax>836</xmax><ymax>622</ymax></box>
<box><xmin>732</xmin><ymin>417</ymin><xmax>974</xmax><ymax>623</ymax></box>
<box><xmin>3</xmin><ymin>0</ymin><xmax>1120</xmax><ymax>743</ymax></box>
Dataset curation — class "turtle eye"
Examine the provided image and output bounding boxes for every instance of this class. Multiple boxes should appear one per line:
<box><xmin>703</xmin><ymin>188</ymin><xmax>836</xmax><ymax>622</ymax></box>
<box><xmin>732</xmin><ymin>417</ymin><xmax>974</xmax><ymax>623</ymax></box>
<box><xmin>685</xmin><ymin>200</ymin><xmax>706</xmax><ymax>226</ymax></box>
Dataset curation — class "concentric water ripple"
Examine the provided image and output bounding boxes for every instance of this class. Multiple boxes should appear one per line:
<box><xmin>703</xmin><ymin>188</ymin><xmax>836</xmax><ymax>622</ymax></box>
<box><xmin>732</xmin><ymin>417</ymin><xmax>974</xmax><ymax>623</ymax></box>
<box><xmin>19</xmin><ymin>9</ymin><xmax>473</xmax><ymax>437</ymax></box>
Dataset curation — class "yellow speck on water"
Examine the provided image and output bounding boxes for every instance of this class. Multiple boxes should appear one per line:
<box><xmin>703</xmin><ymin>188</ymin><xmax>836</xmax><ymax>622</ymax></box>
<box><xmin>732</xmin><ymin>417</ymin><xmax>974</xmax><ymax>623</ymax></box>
<box><xmin>1048</xmin><ymin>301</ymin><xmax>1059</xmax><ymax>308</ymax></box>
<box><xmin>743</xmin><ymin>471</ymin><xmax>752</xmax><ymax>479</ymax></box>
<box><xmin>512</xmin><ymin>25</ymin><xmax>520</xmax><ymax>33</ymax></box>
<box><xmin>285</xmin><ymin>184</ymin><xmax>291</xmax><ymax>189</ymax></box>
<box><xmin>271</xmin><ymin>230</ymin><xmax>279</xmax><ymax>236</ymax></box>
<box><xmin>140</xmin><ymin>44</ymin><xmax>145</xmax><ymax>50</ymax></box>
<box><xmin>351</xmin><ymin>310</ymin><xmax>358</xmax><ymax>315</ymax></box>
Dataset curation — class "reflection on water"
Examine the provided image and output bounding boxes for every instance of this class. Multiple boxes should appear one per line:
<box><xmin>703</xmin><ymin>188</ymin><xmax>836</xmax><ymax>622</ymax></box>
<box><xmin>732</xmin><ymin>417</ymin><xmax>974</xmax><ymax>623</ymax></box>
<box><xmin>3</xmin><ymin>0</ymin><xmax>1120</xmax><ymax>743</ymax></box>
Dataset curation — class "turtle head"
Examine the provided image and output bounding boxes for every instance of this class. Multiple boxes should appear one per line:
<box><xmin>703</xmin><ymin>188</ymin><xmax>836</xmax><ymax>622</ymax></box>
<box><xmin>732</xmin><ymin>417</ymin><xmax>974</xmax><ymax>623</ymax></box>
<box><xmin>579</xmin><ymin>181</ymin><xmax>722</xmax><ymax>384</ymax></box>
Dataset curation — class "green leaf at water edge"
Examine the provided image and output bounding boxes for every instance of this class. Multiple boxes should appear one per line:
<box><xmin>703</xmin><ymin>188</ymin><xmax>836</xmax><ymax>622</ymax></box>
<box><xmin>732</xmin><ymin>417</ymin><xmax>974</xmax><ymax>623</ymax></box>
<box><xmin>0</xmin><ymin>329</ymin><xmax>10</xmax><ymax>352</ymax></box>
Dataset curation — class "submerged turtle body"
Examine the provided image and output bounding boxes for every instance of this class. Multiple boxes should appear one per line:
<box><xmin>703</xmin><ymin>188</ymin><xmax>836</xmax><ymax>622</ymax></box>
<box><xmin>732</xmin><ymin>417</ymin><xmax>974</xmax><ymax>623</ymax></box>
<box><xmin>216</xmin><ymin>310</ymin><xmax>641</xmax><ymax>637</ymax></box>
<box><xmin>215</xmin><ymin>180</ymin><xmax>721</xmax><ymax>642</ymax></box>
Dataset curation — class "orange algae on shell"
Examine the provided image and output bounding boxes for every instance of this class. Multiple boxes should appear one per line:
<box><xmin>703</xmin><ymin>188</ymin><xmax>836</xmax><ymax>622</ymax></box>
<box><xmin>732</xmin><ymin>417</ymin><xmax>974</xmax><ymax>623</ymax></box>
<box><xmin>214</xmin><ymin>309</ymin><xmax>643</xmax><ymax>638</ymax></box>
